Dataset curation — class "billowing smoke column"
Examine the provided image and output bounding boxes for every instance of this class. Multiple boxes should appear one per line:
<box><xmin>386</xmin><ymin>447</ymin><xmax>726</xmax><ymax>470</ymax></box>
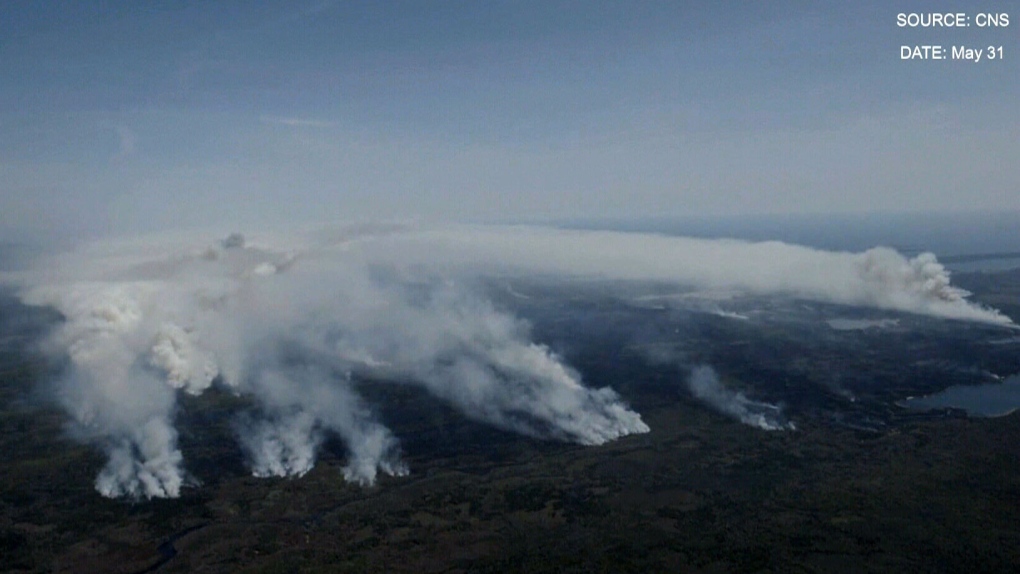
<box><xmin>23</xmin><ymin>282</ymin><xmax>200</xmax><ymax>498</ymax></box>
<box><xmin>5</xmin><ymin>224</ymin><xmax>1012</xmax><ymax>499</ymax></box>
<box><xmin>687</xmin><ymin>366</ymin><xmax>795</xmax><ymax>431</ymax></box>
<box><xmin>235</xmin><ymin>367</ymin><xmax>406</xmax><ymax>484</ymax></box>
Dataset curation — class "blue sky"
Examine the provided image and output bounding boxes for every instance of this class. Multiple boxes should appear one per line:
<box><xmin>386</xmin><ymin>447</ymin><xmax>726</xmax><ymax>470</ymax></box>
<box><xmin>1</xmin><ymin>1</ymin><xmax>1017</xmax><ymax>240</ymax></box>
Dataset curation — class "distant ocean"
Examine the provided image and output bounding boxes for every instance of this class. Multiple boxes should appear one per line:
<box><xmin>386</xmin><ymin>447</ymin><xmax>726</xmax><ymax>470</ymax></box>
<box><xmin>551</xmin><ymin>210</ymin><xmax>1020</xmax><ymax>272</ymax></box>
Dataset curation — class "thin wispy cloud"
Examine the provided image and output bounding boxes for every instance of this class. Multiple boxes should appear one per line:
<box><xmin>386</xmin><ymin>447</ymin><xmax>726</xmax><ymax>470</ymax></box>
<box><xmin>259</xmin><ymin>115</ymin><xmax>337</xmax><ymax>128</ymax></box>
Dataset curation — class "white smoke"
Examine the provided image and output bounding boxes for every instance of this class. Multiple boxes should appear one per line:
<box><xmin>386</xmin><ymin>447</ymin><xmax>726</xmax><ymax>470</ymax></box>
<box><xmin>5</xmin><ymin>224</ymin><xmax>1011</xmax><ymax>498</ymax></box>
<box><xmin>687</xmin><ymin>365</ymin><xmax>795</xmax><ymax>431</ymax></box>
<box><xmin>21</xmin><ymin>282</ymin><xmax>191</xmax><ymax>498</ymax></box>
<box><xmin>150</xmin><ymin>323</ymin><xmax>219</xmax><ymax>393</ymax></box>
<box><xmin>352</xmin><ymin>227</ymin><xmax>1012</xmax><ymax>326</ymax></box>
<box><xmin>238</xmin><ymin>366</ymin><xmax>406</xmax><ymax>485</ymax></box>
<box><xmin>96</xmin><ymin>417</ymin><xmax>186</xmax><ymax>498</ymax></box>
<box><xmin>237</xmin><ymin>410</ymin><xmax>322</xmax><ymax>479</ymax></box>
<box><xmin>330</xmin><ymin>289</ymin><xmax>650</xmax><ymax>445</ymax></box>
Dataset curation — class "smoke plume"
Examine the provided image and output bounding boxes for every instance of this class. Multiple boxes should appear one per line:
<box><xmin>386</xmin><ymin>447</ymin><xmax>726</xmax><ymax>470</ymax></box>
<box><xmin>687</xmin><ymin>365</ymin><xmax>795</xmax><ymax>431</ymax></box>
<box><xmin>355</xmin><ymin>227</ymin><xmax>1012</xmax><ymax>326</ymax></box>
<box><xmin>4</xmin><ymin>224</ymin><xmax>1010</xmax><ymax>498</ymax></box>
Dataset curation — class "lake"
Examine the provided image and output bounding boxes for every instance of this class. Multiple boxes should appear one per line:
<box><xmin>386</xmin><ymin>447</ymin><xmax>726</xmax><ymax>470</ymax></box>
<box><xmin>899</xmin><ymin>374</ymin><xmax>1020</xmax><ymax>417</ymax></box>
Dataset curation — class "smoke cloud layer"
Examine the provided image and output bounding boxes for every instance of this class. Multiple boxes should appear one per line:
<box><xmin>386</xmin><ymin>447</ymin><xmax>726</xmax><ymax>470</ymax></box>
<box><xmin>4</xmin><ymin>224</ymin><xmax>1011</xmax><ymax>498</ymax></box>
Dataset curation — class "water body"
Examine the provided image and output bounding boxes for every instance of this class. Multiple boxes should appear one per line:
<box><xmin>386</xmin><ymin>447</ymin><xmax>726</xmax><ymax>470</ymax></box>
<box><xmin>899</xmin><ymin>375</ymin><xmax>1020</xmax><ymax>417</ymax></box>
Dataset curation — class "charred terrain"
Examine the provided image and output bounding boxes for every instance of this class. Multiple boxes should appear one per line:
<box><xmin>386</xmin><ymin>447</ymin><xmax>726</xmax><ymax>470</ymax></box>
<box><xmin>2</xmin><ymin>269</ymin><xmax>1020</xmax><ymax>573</ymax></box>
